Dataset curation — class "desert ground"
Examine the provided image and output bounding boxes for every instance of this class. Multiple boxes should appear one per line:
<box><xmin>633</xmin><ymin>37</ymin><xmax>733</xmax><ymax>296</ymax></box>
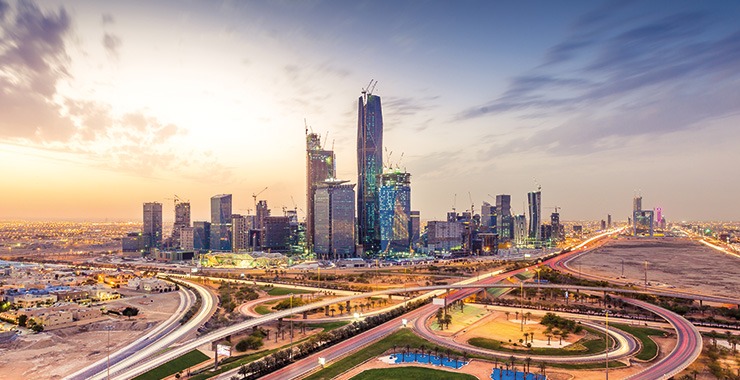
<box><xmin>570</xmin><ymin>237</ymin><xmax>740</xmax><ymax>298</ymax></box>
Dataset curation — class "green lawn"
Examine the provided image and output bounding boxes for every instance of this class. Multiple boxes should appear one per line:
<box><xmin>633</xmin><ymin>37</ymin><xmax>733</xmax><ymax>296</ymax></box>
<box><xmin>188</xmin><ymin>350</ymin><xmax>274</xmax><ymax>380</ymax></box>
<box><xmin>255</xmin><ymin>305</ymin><xmax>273</xmax><ymax>315</ymax></box>
<box><xmin>350</xmin><ymin>367</ymin><xmax>477</xmax><ymax>380</ymax></box>
<box><xmin>430</xmin><ymin>304</ymin><xmax>487</xmax><ymax>331</ymax></box>
<box><xmin>611</xmin><ymin>323</ymin><xmax>664</xmax><ymax>361</ymax></box>
<box><xmin>132</xmin><ymin>350</ymin><xmax>209</xmax><ymax>380</ymax></box>
<box><xmin>309</xmin><ymin>320</ymin><xmax>350</xmax><ymax>331</ymax></box>
<box><xmin>266</xmin><ymin>287</ymin><xmax>313</xmax><ymax>296</ymax></box>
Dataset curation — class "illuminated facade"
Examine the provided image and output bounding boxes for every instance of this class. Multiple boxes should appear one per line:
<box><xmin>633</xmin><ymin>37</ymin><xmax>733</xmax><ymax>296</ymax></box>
<box><xmin>379</xmin><ymin>171</ymin><xmax>411</xmax><ymax>253</ymax></box>
<box><xmin>314</xmin><ymin>179</ymin><xmax>356</xmax><ymax>258</ymax></box>
<box><xmin>210</xmin><ymin>194</ymin><xmax>232</xmax><ymax>251</ymax></box>
<box><xmin>143</xmin><ymin>202</ymin><xmax>162</xmax><ymax>250</ymax></box>
<box><xmin>306</xmin><ymin>132</ymin><xmax>335</xmax><ymax>253</ymax></box>
<box><xmin>357</xmin><ymin>91</ymin><xmax>383</xmax><ymax>254</ymax></box>
<box><xmin>513</xmin><ymin>214</ymin><xmax>527</xmax><ymax>246</ymax></box>
<box><xmin>496</xmin><ymin>194</ymin><xmax>513</xmax><ymax>240</ymax></box>
<box><xmin>633</xmin><ymin>210</ymin><xmax>654</xmax><ymax>236</ymax></box>
<box><xmin>527</xmin><ymin>191</ymin><xmax>541</xmax><ymax>240</ymax></box>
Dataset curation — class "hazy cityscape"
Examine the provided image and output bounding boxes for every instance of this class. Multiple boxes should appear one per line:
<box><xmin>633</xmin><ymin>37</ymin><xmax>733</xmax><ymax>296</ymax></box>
<box><xmin>1</xmin><ymin>1</ymin><xmax>739</xmax><ymax>380</ymax></box>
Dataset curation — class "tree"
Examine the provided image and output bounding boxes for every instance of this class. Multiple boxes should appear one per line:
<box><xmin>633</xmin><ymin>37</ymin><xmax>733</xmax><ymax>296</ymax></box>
<box><xmin>17</xmin><ymin>314</ymin><xmax>27</xmax><ymax>327</ymax></box>
<box><xmin>238</xmin><ymin>364</ymin><xmax>248</xmax><ymax>378</ymax></box>
<box><xmin>504</xmin><ymin>311</ymin><xmax>510</xmax><ymax>320</ymax></box>
<box><xmin>122</xmin><ymin>307</ymin><xmax>139</xmax><ymax>319</ymax></box>
<box><xmin>31</xmin><ymin>324</ymin><xmax>44</xmax><ymax>333</ymax></box>
<box><xmin>443</xmin><ymin>313</ymin><xmax>452</xmax><ymax>329</ymax></box>
<box><xmin>338</xmin><ymin>304</ymin><xmax>345</xmax><ymax>315</ymax></box>
<box><xmin>436</xmin><ymin>308</ymin><xmax>444</xmax><ymax>328</ymax></box>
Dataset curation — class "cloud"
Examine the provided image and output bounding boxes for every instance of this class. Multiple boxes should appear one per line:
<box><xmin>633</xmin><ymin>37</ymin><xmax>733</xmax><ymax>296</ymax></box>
<box><xmin>101</xmin><ymin>13</ymin><xmax>114</xmax><ymax>25</ymax></box>
<box><xmin>102</xmin><ymin>33</ymin><xmax>122</xmax><ymax>58</ymax></box>
<box><xmin>458</xmin><ymin>4</ymin><xmax>740</xmax><ymax>155</ymax></box>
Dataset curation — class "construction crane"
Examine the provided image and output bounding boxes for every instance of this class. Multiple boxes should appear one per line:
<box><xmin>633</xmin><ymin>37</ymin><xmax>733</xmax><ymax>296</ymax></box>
<box><xmin>452</xmin><ymin>193</ymin><xmax>457</xmax><ymax>214</ymax></box>
<box><xmin>252</xmin><ymin>187</ymin><xmax>268</xmax><ymax>210</ymax></box>
<box><xmin>545</xmin><ymin>206</ymin><xmax>561</xmax><ymax>213</ymax></box>
<box><xmin>164</xmin><ymin>194</ymin><xmax>188</xmax><ymax>208</ymax></box>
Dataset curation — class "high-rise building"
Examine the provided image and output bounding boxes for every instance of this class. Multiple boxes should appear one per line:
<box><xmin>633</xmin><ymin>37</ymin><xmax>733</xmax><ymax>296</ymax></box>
<box><xmin>232</xmin><ymin>214</ymin><xmax>250</xmax><ymax>252</ymax></box>
<box><xmin>171</xmin><ymin>201</ymin><xmax>191</xmax><ymax>248</ymax></box>
<box><xmin>426</xmin><ymin>220</ymin><xmax>464</xmax><ymax>252</ymax></box>
<box><xmin>314</xmin><ymin>179</ymin><xmax>356</xmax><ymax>259</ymax></box>
<box><xmin>254</xmin><ymin>200</ymin><xmax>270</xmax><ymax>248</ymax></box>
<box><xmin>379</xmin><ymin>171</ymin><xmax>411</xmax><ymax>253</ymax></box>
<box><xmin>496</xmin><ymin>194</ymin><xmax>513</xmax><ymax>240</ymax></box>
<box><xmin>600</xmin><ymin>220</ymin><xmax>606</xmax><ymax>231</ymax></box>
<box><xmin>527</xmin><ymin>191</ymin><xmax>541</xmax><ymax>240</ymax></box>
<box><xmin>306</xmin><ymin>132</ymin><xmax>335</xmax><ymax>253</ymax></box>
<box><xmin>264</xmin><ymin>216</ymin><xmax>291</xmax><ymax>251</ymax></box>
<box><xmin>481</xmin><ymin>202</ymin><xmax>496</xmax><ymax>231</ymax></box>
<box><xmin>410</xmin><ymin>211</ymin><xmax>420</xmax><ymax>249</ymax></box>
<box><xmin>607</xmin><ymin>214</ymin><xmax>612</xmax><ymax>229</ymax></box>
<box><xmin>210</xmin><ymin>194</ymin><xmax>232</xmax><ymax>251</ymax></box>
<box><xmin>357</xmin><ymin>88</ymin><xmax>383</xmax><ymax>254</ymax></box>
<box><xmin>143</xmin><ymin>202</ymin><xmax>163</xmax><ymax>250</ymax></box>
<box><xmin>513</xmin><ymin>214</ymin><xmax>527</xmax><ymax>246</ymax></box>
<box><xmin>633</xmin><ymin>196</ymin><xmax>642</xmax><ymax>214</ymax></box>
<box><xmin>551</xmin><ymin>212</ymin><xmax>561</xmax><ymax>240</ymax></box>
<box><xmin>193</xmin><ymin>221</ymin><xmax>210</xmax><ymax>250</ymax></box>
<box><xmin>180</xmin><ymin>227</ymin><xmax>194</xmax><ymax>251</ymax></box>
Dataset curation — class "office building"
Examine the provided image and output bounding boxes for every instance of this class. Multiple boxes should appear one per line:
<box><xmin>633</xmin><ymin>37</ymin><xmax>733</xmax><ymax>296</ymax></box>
<box><xmin>633</xmin><ymin>196</ymin><xmax>642</xmax><ymax>214</ymax></box>
<box><xmin>143</xmin><ymin>202</ymin><xmax>163</xmax><ymax>250</ymax></box>
<box><xmin>180</xmin><ymin>227</ymin><xmax>194</xmax><ymax>251</ymax></box>
<box><xmin>357</xmin><ymin>87</ymin><xmax>383</xmax><ymax>254</ymax></box>
<box><xmin>551</xmin><ymin>212</ymin><xmax>562</xmax><ymax>241</ymax></box>
<box><xmin>264</xmin><ymin>216</ymin><xmax>291</xmax><ymax>251</ymax></box>
<box><xmin>496</xmin><ymin>194</ymin><xmax>511</xmax><ymax>217</ymax></box>
<box><xmin>410</xmin><ymin>211</ymin><xmax>420</xmax><ymax>249</ymax></box>
<box><xmin>171</xmin><ymin>201</ymin><xmax>190</xmax><ymax>248</ymax></box>
<box><xmin>607</xmin><ymin>214</ymin><xmax>612</xmax><ymax>229</ymax></box>
<box><xmin>426</xmin><ymin>220</ymin><xmax>464</xmax><ymax>252</ymax></box>
<box><xmin>232</xmin><ymin>214</ymin><xmax>250</xmax><ymax>252</ymax></box>
<box><xmin>527</xmin><ymin>190</ymin><xmax>541</xmax><ymax>240</ymax></box>
<box><xmin>496</xmin><ymin>194</ymin><xmax>513</xmax><ymax>240</ymax></box>
<box><xmin>379</xmin><ymin>171</ymin><xmax>411</xmax><ymax>253</ymax></box>
<box><xmin>513</xmin><ymin>214</ymin><xmax>527</xmax><ymax>246</ymax></box>
<box><xmin>306</xmin><ymin>132</ymin><xmax>335</xmax><ymax>253</ymax></box>
<box><xmin>634</xmin><ymin>210</ymin><xmax>654</xmax><ymax>236</ymax></box>
<box><xmin>193</xmin><ymin>221</ymin><xmax>210</xmax><ymax>250</ymax></box>
<box><xmin>122</xmin><ymin>232</ymin><xmax>146</xmax><ymax>252</ymax></box>
<box><xmin>481</xmin><ymin>202</ymin><xmax>496</xmax><ymax>231</ymax></box>
<box><xmin>314</xmin><ymin>179</ymin><xmax>356</xmax><ymax>259</ymax></box>
<box><xmin>210</xmin><ymin>194</ymin><xmax>232</xmax><ymax>251</ymax></box>
<box><xmin>600</xmin><ymin>220</ymin><xmax>606</xmax><ymax>231</ymax></box>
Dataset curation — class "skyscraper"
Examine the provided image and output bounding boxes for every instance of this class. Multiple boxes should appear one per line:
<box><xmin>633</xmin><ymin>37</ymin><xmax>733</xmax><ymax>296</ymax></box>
<box><xmin>357</xmin><ymin>87</ymin><xmax>383</xmax><ymax>254</ymax></box>
<box><xmin>496</xmin><ymin>194</ymin><xmax>511</xmax><ymax>217</ymax></box>
<box><xmin>481</xmin><ymin>202</ymin><xmax>496</xmax><ymax>231</ymax></box>
<box><xmin>551</xmin><ymin>212</ymin><xmax>561</xmax><ymax>240</ymax></box>
<box><xmin>232</xmin><ymin>214</ymin><xmax>250</xmax><ymax>252</ymax></box>
<box><xmin>633</xmin><ymin>196</ymin><xmax>642</xmax><ymax>214</ymax></box>
<box><xmin>379</xmin><ymin>171</ymin><xmax>411</xmax><ymax>253</ymax></box>
<box><xmin>528</xmin><ymin>190</ymin><xmax>541</xmax><ymax>240</ymax></box>
<box><xmin>314</xmin><ymin>179</ymin><xmax>356</xmax><ymax>259</ymax></box>
<box><xmin>496</xmin><ymin>194</ymin><xmax>513</xmax><ymax>240</ymax></box>
<box><xmin>513</xmin><ymin>214</ymin><xmax>527</xmax><ymax>246</ymax></box>
<box><xmin>171</xmin><ymin>201</ymin><xmax>191</xmax><ymax>248</ymax></box>
<box><xmin>306</xmin><ymin>131</ymin><xmax>335</xmax><ymax>253</ymax></box>
<box><xmin>193</xmin><ymin>221</ymin><xmax>210</xmax><ymax>250</ymax></box>
<box><xmin>410</xmin><ymin>211</ymin><xmax>420</xmax><ymax>249</ymax></box>
<box><xmin>210</xmin><ymin>194</ymin><xmax>232</xmax><ymax>251</ymax></box>
<box><xmin>143</xmin><ymin>202</ymin><xmax>163</xmax><ymax>250</ymax></box>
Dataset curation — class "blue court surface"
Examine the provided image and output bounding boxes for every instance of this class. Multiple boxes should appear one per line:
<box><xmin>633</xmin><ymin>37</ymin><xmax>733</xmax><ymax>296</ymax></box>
<box><xmin>491</xmin><ymin>368</ymin><xmax>546</xmax><ymax>380</ymax></box>
<box><xmin>389</xmin><ymin>352</ymin><xmax>468</xmax><ymax>369</ymax></box>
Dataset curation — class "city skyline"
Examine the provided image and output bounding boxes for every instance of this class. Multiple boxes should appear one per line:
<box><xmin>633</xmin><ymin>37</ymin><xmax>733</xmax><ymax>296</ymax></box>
<box><xmin>2</xmin><ymin>0</ymin><xmax>740</xmax><ymax>222</ymax></box>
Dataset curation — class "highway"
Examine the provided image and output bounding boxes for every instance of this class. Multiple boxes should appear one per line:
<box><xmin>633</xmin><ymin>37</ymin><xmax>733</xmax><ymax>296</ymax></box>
<box><xmin>67</xmin><ymin>278</ymin><xmax>217</xmax><ymax>380</ymax></box>
<box><xmin>64</xmin><ymin>286</ymin><xmax>196</xmax><ymax>380</ymax></box>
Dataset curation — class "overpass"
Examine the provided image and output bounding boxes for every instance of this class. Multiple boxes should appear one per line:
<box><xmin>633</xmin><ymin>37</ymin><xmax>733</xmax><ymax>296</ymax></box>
<box><xmin>110</xmin><ymin>281</ymin><xmax>726</xmax><ymax>380</ymax></box>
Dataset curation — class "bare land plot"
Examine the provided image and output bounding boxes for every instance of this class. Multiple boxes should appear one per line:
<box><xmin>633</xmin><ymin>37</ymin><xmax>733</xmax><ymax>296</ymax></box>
<box><xmin>0</xmin><ymin>290</ymin><xmax>180</xmax><ymax>379</ymax></box>
<box><xmin>571</xmin><ymin>237</ymin><xmax>740</xmax><ymax>298</ymax></box>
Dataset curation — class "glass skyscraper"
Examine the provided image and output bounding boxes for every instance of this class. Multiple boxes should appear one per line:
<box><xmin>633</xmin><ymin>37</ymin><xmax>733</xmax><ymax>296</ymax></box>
<box><xmin>210</xmin><ymin>194</ymin><xmax>232</xmax><ymax>251</ymax></box>
<box><xmin>357</xmin><ymin>90</ymin><xmax>383</xmax><ymax>254</ymax></box>
<box><xmin>528</xmin><ymin>190</ymin><xmax>541</xmax><ymax>240</ymax></box>
<box><xmin>379</xmin><ymin>171</ymin><xmax>411</xmax><ymax>253</ymax></box>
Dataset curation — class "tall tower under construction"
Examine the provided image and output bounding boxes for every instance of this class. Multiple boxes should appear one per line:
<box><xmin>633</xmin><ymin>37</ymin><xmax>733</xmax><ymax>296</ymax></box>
<box><xmin>357</xmin><ymin>82</ymin><xmax>383</xmax><ymax>254</ymax></box>
<box><xmin>306</xmin><ymin>131</ymin><xmax>336</xmax><ymax>253</ymax></box>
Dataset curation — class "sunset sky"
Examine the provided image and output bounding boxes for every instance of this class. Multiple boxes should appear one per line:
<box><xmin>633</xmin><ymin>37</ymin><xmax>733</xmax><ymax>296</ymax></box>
<box><xmin>1</xmin><ymin>0</ymin><xmax>739</xmax><ymax>222</ymax></box>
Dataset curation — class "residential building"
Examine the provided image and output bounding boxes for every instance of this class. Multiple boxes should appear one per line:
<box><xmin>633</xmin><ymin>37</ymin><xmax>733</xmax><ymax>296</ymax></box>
<box><xmin>143</xmin><ymin>202</ymin><xmax>163</xmax><ymax>250</ymax></box>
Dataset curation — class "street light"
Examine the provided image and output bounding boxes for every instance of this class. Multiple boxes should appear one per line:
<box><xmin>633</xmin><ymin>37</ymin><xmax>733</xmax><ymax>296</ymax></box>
<box><xmin>605</xmin><ymin>310</ymin><xmax>609</xmax><ymax>380</ymax></box>
<box><xmin>106</xmin><ymin>324</ymin><xmax>112</xmax><ymax>380</ymax></box>
<box><xmin>289</xmin><ymin>293</ymin><xmax>294</xmax><ymax>359</ymax></box>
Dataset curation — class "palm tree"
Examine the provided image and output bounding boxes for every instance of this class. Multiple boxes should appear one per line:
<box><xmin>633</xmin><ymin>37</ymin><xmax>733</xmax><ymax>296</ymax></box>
<box><xmin>329</xmin><ymin>306</ymin><xmax>335</xmax><ymax>317</ymax></box>
<box><xmin>443</xmin><ymin>313</ymin><xmax>452</xmax><ymax>329</ymax></box>
<box><xmin>546</xmin><ymin>333</ymin><xmax>552</xmax><ymax>345</ymax></box>
<box><xmin>238</xmin><ymin>364</ymin><xmax>248</xmax><ymax>379</ymax></box>
<box><xmin>509</xmin><ymin>355</ymin><xmax>516</xmax><ymax>371</ymax></box>
<box><xmin>504</xmin><ymin>311</ymin><xmax>510</xmax><ymax>320</ymax></box>
<box><xmin>539</xmin><ymin>362</ymin><xmax>546</xmax><ymax>377</ymax></box>
<box><xmin>524</xmin><ymin>357</ymin><xmax>532</xmax><ymax>374</ymax></box>
<box><xmin>515</xmin><ymin>311</ymin><xmax>519</xmax><ymax>320</ymax></box>
<box><xmin>525</xmin><ymin>311</ymin><xmax>532</xmax><ymax>324</ymax></box>
<box><xmin>338</xmin><ymin>304</ymin><xmax>345</xmax><ymax>315</ymax></box>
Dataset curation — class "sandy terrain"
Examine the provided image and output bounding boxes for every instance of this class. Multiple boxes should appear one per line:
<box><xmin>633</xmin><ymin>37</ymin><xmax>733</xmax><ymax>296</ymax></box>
<box><xmin>0</xmin><ymin>289</ymin><xmax>180</xmax><ymax>379</ymax></box>
<box><xmin>570</xmin><ymin>237</ymin><xmax>740</xmax><ymax>298</ymax></box>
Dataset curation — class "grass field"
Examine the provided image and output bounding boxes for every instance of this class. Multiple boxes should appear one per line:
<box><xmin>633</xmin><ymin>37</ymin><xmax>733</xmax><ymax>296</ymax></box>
<box><xmin>132</xmin><ymin>350</ymin><xmax>209</xmax><ymax>380</ymax></box>
<box><xmin>350</xmin><ymin>367</ymin><xmax>477</xmax><ymax>380</ymax></box>
<box><xmin>266</xmin><ymin>287</ymin><xmax>313</xmax><ymax>296</ymax></box>
<box><xmin>309</xmin><ymin>320</ymin><xmax>350</xmax><ymax>331</ymax></box>
<box><xmin>303</xmin><ymin>329</ymin><xmax>473</xmax><ymax>380</ymax></box>
<box><xmin>611</xmin><ymin>323</ymin><xmax>664</xmax><ymax>361</ymax></box>
<box><xmin>430</xmin><ymin>304</ymin><xmax>487</xmax><ymax>331</ymax></box>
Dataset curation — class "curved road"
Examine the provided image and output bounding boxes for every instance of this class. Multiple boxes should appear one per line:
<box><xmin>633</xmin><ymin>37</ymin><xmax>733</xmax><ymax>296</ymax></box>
<box><xmin>67</xmin><ymin>278</ymin><xmax>217</xmax><ymax>380</ymax></box>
